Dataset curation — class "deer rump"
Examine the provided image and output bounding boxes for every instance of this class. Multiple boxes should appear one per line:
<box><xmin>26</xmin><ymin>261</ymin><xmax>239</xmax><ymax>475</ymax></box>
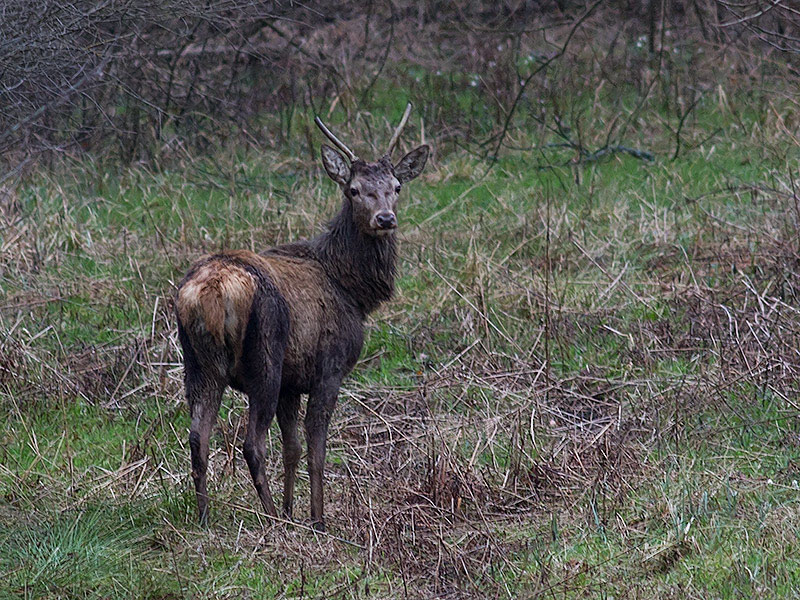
<box><xmin>176</xmin><ymin>249</ymin><xmax>362</xmax><ymax>395</ymax></box>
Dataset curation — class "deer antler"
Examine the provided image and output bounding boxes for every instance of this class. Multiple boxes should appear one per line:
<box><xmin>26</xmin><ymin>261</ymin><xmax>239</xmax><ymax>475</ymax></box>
<box><xmin>386</xmin><ymin>102</ymin><xmax>413</xmax><ymax>157</ymax></box>
<box><xmin>314</xmin><ymin>116</ymin><xmax>357</xmax><ymax>162</ymax></box>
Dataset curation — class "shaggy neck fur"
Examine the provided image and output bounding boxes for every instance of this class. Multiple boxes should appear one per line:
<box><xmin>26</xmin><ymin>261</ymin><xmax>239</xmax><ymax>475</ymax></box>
<box><xmin>313</xmin><ymin>198</ymin><xmax>397</xmax><ymax>315</ymax></box>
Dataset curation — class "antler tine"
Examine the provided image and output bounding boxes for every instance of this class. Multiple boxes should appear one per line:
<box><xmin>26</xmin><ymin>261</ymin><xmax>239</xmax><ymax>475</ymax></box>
<box><xmin>386</xmin><ymin>102</ymin><xmax>413</xmax><ymax>156</ymax></box>
<box><xmin>314</xmin><ymin>116</ymin><xmax>357</xmax><ymax>162</ymax></box>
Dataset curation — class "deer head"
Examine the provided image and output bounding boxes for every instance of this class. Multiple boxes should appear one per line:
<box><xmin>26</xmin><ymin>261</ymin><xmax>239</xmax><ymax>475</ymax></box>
<box><xmin>316</xmin><ymin>103</ymin><xmax>429</xmax><ymax>236</ymax></box>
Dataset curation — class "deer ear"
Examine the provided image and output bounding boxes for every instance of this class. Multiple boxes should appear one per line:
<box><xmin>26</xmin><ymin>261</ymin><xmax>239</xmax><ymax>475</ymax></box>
<box><xmin>321</xmin><ymin>145</ymin><xmax>350</xmax><ymax>185</ymax></box>
<box><xmin>394</xmin><ymin>145</ymin><xmax>429</xmax><ymax>183</ymax></box>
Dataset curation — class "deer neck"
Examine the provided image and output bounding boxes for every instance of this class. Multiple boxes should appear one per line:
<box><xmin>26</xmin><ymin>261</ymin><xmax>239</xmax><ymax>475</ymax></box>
<box><xmin>313</xmin><ymin>200</ymin><xmax>397</xmax><ymax>315</ymax></box>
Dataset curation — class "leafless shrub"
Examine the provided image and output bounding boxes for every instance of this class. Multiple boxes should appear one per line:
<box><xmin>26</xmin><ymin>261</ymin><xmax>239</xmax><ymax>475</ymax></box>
<box><xmin>7</xmin><ymin>1</ymin><xmax>780</xmax><ymax>174</ymax></box>
<box><xmin>715</xmin><ymin>0</ymin><xmax>800</xmax><ymax>54</ymax></box>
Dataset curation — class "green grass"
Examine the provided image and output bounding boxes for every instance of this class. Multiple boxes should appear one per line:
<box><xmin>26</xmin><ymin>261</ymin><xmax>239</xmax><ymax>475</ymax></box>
<box><xmin>3</xmin><ymin>33</ymin><xmax>800</xmax><ymax>599</ymax></box>
<box><xmin>0</xmin><ymin>504</ymin><xmax>175</xmax><ymax>599</ymax></box>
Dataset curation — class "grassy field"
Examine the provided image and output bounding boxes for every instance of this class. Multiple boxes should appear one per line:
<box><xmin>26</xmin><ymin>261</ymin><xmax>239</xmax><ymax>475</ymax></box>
<box><xmin>3</xmin><ymin>35</ymin><xmax>800</xmax><ymax>599</ymax></box>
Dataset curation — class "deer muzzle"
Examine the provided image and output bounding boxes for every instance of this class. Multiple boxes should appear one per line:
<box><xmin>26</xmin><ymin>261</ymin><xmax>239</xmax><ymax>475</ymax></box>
<box><xmin>373</xmin><ymin>211</ymin><xmax>397</xmax><ymax>230</ymax></box>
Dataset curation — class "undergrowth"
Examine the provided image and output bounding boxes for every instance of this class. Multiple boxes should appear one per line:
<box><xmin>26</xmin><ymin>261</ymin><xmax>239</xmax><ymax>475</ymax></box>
<box><xmin>2</xmin><ymin>23</ymin><xmax>800</xmax><ymax>600</ymax></box>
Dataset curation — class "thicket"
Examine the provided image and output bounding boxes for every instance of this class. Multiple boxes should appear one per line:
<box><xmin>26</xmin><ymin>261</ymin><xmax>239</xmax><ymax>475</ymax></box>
<box><xmin>1</xmin><ymin>0</ymin><xmax>798</xmax><ymax>176</ymax></box>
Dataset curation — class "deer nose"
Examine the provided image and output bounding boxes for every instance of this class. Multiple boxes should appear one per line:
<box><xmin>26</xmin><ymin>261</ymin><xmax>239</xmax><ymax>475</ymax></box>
<box><xmin>375</xmin><ymin>211</ymin><xmax>397</xmax><ymax>229</ymax></box>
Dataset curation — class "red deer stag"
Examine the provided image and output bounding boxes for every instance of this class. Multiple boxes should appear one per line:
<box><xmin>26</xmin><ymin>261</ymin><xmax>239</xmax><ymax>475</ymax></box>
<box><xmin>175</xmin><ymin>104</ymin><xmax>429</xmax><ymax>530</ymax></box>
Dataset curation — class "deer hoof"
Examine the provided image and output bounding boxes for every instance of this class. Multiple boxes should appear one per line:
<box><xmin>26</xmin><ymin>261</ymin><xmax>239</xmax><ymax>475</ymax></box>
<box><xmin>312</xmin><ymin>519</ymin><xmax>326</xmax><ymax>533</ymax></box>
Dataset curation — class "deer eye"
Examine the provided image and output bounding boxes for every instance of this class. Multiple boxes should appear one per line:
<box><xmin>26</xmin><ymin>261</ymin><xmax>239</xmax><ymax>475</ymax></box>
<box><xmin>349</xmin><ymin>187</ymin><xmax>359</xmax><ymax>196</ymax></box>
<box><xmin>395</xmin><ymin>185</ymin><xmax>401</xmax><ymax>193</ymax></box>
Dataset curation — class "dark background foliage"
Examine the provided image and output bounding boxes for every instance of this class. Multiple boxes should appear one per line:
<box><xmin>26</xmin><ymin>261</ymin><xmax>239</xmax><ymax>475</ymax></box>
<box><xmin>1</xmin><ymin>0</ymin><xmax>797</xmax><ymax>173</ymax></box>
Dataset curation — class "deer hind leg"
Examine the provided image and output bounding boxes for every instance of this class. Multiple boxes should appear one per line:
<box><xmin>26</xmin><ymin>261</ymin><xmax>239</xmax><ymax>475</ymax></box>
<box><xmin>186</xmin><ymin>374</ymin><xmax>223</xmax><ymax>525</ymax></box>
<box><xmin>241</xmin><ymin>342</ymin><xmax>281</xmax><ymax>519</ymax></box>
<box><xmin>179</xmin><ymin>321</ymin><xmax>224</xmax><ymax>525</ymax></box>
<box><xmin>242</xmin><ymin>376</ymin><xmax>280</xmax><ymax>519</ymax></box>
<box><xmin>240</xmin><ymin>288</ymin><xmax>288</xmax><ymax>520</ymax></box>
<box><xmin>276</xmin><ymin>392</ymin><xmax>302</xmax><ymax>518</ymax></box>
